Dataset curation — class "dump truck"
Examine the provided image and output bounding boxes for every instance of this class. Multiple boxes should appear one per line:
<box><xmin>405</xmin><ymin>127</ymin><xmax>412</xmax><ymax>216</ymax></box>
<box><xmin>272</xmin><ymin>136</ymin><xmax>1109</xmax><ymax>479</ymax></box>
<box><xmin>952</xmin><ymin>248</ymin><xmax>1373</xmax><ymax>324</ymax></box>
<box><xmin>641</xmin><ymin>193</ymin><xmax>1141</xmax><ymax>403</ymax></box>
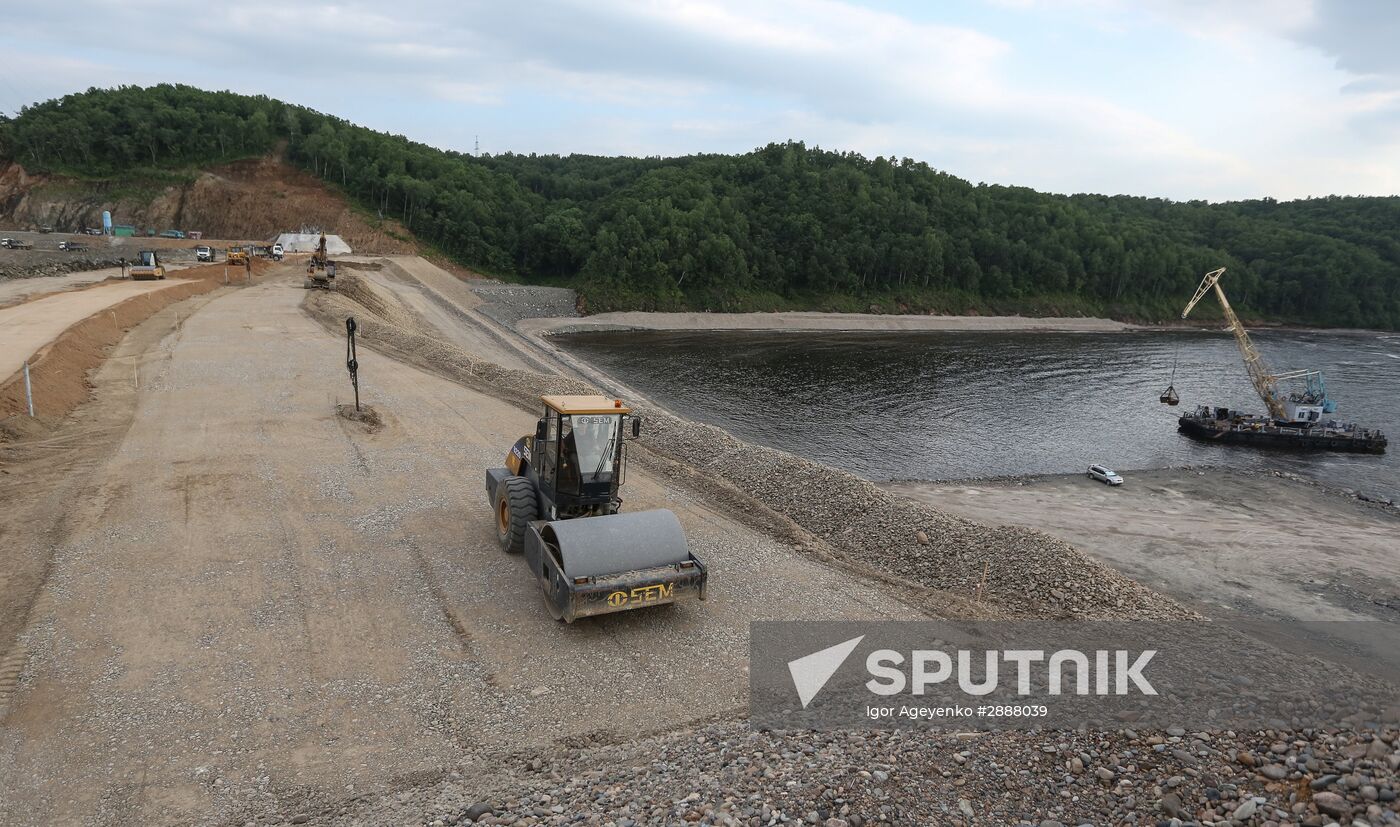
<box><xmin>129</xmin><ymin>250</ymin><xmax>166</xmax><ymax>281</ymax></box>
<box><xmin>486</xmin><ymin>395</ymin><xmax>707</xmax><ymax>622</ymax></box>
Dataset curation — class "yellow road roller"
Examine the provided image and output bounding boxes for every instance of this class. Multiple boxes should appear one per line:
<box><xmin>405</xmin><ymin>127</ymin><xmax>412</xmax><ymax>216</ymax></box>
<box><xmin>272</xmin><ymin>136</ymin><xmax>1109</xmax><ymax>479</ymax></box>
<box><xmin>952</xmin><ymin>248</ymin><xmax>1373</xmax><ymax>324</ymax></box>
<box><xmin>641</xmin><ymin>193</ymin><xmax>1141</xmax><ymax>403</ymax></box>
<box><xmin>485</xmin><ymin>395</ymin><xmax>707</xmax><ymax>622</ymax></box>
<box><xmin>129</xmin><ymin>250</ymin><xmax>166</xmax><ymax>281</ymax></box>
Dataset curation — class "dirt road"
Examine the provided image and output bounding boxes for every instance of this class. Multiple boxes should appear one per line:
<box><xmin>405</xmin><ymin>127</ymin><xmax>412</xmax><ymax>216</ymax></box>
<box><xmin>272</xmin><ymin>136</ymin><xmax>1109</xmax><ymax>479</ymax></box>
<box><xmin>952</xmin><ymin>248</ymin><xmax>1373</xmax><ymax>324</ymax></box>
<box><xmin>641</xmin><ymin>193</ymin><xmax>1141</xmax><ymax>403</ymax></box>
<box><xmin>0</xmin><ymin>269</ymin><xmax>922</xmax><ymax>825</ymax></box>
<box><xmin>0</xmin><ymin>277</ymin><xmax>197</xmax><ymax>384</ymax></box>
<box><xmin>887</xmin><ymin>469</ymin><xmax>1400</xmax><ymax>623</ymax></box>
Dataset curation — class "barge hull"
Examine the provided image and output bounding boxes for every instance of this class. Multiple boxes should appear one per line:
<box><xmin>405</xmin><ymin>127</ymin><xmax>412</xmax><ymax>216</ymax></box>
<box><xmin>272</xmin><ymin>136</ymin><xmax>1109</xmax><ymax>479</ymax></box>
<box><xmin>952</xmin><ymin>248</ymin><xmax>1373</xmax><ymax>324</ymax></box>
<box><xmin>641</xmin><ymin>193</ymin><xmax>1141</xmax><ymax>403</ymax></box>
<box><xmin>1178</xmin><ymin>416</ymin><xmax>1387</xmax><ymax>454</ymax></box>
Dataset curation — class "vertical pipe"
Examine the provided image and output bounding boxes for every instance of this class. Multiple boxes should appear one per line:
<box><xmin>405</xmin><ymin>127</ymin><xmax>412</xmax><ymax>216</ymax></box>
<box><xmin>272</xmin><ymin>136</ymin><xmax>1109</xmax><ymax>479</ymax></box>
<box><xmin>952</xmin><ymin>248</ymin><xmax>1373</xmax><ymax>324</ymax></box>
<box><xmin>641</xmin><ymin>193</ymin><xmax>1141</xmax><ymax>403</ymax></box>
<box><xmin>24</xmin><ymin>361</ymin><xmax>34</xmax><ymax>417</ymax></box>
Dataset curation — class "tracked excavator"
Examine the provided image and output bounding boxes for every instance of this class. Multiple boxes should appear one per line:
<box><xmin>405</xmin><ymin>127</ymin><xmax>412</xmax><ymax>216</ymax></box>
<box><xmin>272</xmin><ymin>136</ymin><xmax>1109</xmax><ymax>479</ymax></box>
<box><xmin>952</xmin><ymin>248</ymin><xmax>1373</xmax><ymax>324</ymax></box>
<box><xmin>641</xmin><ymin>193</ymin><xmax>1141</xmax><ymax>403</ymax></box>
<box><xmin>303</xmin><ymin>233</ymin><xmax>336</xmax><ymax>290</ymax></box>
<box><xmin>486</xmin><ymin>395</ymin><xmax>707</xmax><ymax>622</ymax></box>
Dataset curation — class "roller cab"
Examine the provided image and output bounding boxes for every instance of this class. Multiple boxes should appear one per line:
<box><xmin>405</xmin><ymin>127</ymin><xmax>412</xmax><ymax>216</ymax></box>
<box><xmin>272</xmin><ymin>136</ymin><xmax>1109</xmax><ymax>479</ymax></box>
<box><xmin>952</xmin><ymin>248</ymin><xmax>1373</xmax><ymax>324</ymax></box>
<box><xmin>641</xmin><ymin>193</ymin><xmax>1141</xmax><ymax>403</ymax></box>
<box><xmin>484</xmin><ymin>395</ymin><xmax>707</xmax><ymax>622</ymax></box>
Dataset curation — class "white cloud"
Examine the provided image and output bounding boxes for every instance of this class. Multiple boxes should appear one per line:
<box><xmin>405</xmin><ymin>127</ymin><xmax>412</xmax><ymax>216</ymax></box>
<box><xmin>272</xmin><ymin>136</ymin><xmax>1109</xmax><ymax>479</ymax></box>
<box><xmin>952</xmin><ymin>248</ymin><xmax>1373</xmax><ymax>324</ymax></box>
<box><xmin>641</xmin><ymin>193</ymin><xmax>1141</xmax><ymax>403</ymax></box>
<box><xmin>3</xmin><ymin>0</ymin><xmax>1398</xmax><ymax>199</ymax></box>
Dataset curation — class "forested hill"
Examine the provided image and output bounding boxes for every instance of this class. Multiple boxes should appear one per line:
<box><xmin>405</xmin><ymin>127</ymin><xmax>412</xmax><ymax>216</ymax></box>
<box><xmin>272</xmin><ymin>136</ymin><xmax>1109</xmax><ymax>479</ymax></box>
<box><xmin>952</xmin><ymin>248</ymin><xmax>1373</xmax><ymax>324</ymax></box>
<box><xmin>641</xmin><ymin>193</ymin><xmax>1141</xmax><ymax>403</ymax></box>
<box><xmin>4</xmin><ymin>84</ymin><xmax>1399</xmax><ymax>328</ymax></box>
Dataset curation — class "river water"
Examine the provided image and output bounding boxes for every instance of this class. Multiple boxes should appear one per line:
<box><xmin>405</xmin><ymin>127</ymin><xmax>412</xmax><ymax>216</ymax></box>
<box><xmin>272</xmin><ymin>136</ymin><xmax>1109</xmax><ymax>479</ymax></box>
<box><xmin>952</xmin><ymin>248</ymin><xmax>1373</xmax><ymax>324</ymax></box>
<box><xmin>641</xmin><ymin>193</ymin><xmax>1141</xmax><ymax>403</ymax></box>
<box><xmin>558</xmin><ymin>328</ymin><xmax>1400</xmax><ymax>501</ymax></box>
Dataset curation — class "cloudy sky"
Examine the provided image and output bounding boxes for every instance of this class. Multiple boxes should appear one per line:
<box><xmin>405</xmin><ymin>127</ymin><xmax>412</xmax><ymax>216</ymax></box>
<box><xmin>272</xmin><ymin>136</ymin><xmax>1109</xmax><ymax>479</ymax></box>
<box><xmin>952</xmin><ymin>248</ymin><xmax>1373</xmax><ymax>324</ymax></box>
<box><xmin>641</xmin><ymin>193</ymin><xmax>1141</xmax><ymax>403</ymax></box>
<box><xmin>2</xmin><ymin>0</ymin><xmax>1397</xmax><ymax>201</ymax></box>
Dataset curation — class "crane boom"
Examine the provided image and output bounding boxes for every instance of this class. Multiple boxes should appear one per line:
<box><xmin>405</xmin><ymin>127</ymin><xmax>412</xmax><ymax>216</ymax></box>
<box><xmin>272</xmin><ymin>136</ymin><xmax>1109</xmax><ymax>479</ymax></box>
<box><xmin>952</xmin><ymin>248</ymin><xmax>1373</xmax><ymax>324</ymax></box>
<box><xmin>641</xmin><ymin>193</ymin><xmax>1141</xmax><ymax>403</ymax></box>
<box><xmin>1180</xmin><ymin>267</ymin><xmax>1288</xmax><ymax>420</ymax></box>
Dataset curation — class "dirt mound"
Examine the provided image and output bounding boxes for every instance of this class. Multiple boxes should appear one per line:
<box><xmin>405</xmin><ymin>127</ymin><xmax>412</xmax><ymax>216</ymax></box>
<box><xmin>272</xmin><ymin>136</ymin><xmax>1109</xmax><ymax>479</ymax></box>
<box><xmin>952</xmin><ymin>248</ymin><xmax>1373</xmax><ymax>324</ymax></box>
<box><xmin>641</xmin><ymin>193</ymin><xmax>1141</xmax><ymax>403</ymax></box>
<box><xmin>0</xmin><ymin>156</ymin><xmax>418</xmax><ymax>254</ymax></box>
<box><xmin>335</xmin><ymin>403</ymin><xmax>383</xmax><ymax>431</ymax></box>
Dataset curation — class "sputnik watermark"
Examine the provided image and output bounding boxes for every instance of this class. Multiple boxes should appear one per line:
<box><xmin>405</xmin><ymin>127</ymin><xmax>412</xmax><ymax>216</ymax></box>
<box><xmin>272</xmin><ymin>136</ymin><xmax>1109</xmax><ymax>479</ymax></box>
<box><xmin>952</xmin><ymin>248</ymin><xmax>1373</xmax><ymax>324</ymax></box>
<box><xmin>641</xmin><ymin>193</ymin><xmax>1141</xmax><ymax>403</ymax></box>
<box><xmin>752</xmin><ymin>620</ymin><xmax>1397</xmax><ymax>731</ymax></box>
<box><xmin>864</xmin><ymin>648</ymin><xmax>1157</xmax><ymax>698</ymax></box>
<box><xmin>787</xmin><ymin>637</ymin><xmax>1156</xmax><ymax>709</ymax></box>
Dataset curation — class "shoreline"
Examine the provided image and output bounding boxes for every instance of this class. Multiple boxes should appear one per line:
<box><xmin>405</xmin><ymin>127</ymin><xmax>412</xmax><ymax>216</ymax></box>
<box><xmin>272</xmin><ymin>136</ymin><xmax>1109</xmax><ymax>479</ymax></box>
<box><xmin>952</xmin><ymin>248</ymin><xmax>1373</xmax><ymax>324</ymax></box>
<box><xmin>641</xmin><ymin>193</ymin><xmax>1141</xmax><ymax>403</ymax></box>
<box><xmin>885</xmin><ymin>467</ymin><xmax>1400</xmax><ymax>624</ymax></box>
<box><xmin>884</xmin><ymin>464</ymin><xmax>1399</xmax><ymax>513</ymax></box>
<box><xmin>519</xmin><ymin>309</ymin><xmax>1143</xmax><ymax>336</ymax></box>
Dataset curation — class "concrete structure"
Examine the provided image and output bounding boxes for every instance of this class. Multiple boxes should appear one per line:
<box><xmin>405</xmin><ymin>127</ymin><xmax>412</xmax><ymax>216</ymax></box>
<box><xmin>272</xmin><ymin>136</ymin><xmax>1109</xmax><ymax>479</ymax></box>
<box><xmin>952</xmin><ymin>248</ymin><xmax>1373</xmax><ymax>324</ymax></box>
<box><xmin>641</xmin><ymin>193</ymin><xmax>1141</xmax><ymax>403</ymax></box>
<box><xmin>273</xmin><ymin>233</ymin><xmax>352</xmax><ymax>255</ymax></box>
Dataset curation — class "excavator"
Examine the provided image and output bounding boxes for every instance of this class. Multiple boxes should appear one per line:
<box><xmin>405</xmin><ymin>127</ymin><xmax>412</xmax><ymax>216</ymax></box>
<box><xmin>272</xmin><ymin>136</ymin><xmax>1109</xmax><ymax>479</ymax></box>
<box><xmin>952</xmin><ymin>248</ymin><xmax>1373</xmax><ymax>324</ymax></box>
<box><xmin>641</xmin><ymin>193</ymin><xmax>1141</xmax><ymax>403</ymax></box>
<box><xmin>485</xmin><ymin>395</ymin><xmax>707</xmax><ymax>622</ymax></box>
<box><xmin>1169</xmin><ymin>267</ymin><xmax>1385</xmax><ymax>452</ymax></box>
<box><xmin>303</xmin><ymin>233</ymin><xmax>336</xmax><ymax>290</ymax></box>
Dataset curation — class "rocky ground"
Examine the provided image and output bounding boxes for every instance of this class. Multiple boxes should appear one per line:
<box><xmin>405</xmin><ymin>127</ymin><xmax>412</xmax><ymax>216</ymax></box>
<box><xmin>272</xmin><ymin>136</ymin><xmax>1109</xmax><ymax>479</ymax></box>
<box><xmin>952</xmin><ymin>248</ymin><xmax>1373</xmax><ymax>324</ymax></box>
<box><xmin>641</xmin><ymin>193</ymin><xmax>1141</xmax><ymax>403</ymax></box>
<box><xmin>281</xmin><ymin>722</ymin><xmax>1400</xmax><ymax>827</ymax></box>
<box><xmin>470</xmin><ymin>282</ymin><xmax>580</xmax><ymax>327</ymax></box>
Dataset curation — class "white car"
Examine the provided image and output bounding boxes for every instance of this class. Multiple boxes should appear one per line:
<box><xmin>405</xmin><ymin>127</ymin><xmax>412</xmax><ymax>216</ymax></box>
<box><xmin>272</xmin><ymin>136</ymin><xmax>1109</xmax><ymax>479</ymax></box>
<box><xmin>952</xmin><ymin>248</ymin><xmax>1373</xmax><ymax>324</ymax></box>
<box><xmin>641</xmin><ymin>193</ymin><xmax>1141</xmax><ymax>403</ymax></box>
<box><xmin>1087</xmin><ymin>464</ymin><xmax>1124</xmax><ymax>485</ymax></box>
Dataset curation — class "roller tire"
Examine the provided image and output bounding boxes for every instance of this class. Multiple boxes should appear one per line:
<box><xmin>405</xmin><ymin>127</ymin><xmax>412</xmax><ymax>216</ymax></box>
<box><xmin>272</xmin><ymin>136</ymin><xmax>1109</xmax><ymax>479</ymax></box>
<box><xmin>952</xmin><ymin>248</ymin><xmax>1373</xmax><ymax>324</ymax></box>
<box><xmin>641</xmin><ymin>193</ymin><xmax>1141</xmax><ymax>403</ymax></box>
<box><xmin>494</xmin><ymin>475</ymin><xmax>537</xmax><ymax>554</ymax></box>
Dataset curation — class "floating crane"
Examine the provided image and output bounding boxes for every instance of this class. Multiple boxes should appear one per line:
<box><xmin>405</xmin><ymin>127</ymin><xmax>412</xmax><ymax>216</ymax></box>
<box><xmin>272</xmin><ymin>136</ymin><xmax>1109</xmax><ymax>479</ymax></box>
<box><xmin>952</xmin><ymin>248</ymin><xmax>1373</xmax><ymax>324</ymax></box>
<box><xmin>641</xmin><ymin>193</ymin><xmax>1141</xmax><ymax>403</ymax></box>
<box><xmin>1180</xmin><ymin>267</ymin><xmax>1331</xmax><ymax>423</ymax></box>
<box><xmin>1171</xmin><ymin>267</ymin><xmax>1385</xmax><ymax>453</ymax></box>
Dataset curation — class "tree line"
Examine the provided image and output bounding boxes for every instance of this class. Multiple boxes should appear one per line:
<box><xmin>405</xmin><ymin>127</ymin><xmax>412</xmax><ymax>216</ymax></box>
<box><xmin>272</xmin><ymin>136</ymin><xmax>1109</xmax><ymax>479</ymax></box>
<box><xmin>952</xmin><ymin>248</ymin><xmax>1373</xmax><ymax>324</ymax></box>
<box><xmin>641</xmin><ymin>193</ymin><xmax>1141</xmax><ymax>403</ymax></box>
<box><xmin>3</xmin><ymin>84</ymin><xmax>1398</xmax><ymax>328</ymax></box>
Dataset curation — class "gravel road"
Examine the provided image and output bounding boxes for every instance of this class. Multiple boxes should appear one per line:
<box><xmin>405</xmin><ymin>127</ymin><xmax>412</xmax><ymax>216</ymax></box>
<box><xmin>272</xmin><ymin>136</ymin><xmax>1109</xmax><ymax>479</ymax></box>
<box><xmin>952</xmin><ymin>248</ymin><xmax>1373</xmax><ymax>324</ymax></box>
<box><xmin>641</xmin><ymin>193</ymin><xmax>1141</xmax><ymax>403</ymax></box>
<box><xmin>0</xmin><ymin>267</ymin><xmax>925</xmax><ymax>825</ymax></box>
<box><xmin>0</xmin><ymin>276</ymin><xmax>191</xmax><ymax>381</ymax></box>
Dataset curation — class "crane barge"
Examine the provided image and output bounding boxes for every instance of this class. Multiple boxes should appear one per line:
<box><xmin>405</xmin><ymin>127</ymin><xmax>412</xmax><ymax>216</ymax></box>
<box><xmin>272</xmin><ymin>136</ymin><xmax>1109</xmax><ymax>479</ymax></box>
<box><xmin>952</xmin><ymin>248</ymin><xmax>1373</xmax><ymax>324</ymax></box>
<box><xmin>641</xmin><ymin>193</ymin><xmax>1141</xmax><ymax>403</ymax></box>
<box><xmin>1171</xmin><ymin>267</ymin><xmax>1386</xmax><ymax>454</ymax></box>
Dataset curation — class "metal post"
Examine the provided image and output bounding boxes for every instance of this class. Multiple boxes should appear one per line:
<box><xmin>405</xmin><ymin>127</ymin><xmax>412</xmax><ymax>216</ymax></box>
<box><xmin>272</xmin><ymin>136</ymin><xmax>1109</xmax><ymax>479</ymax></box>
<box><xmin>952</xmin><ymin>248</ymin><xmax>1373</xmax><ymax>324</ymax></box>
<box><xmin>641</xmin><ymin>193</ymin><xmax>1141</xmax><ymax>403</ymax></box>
<box><xmin>23</xmin><ymin>361</ymin><xmax>34</xmax><ymax>417</ymax></box>
<box><xmin>345</xmin><ymin>317</ymin><xmax>360</xmax><ymax>412</ymax></box>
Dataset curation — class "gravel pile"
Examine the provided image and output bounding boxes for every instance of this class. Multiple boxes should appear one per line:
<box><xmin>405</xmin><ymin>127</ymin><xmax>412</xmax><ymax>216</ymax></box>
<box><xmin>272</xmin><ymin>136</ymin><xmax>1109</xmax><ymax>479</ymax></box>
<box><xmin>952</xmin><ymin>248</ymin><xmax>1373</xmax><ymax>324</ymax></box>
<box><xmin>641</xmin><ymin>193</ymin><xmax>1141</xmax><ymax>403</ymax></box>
<box><xmin>289</xmin><ymin>721</ymin><xmax>1399</xmax><ymax>827</ymax></box>
<box><xmin>0</xmin><ymin>255</ymin><xmax>127</xmax><ymax>281</ymax></box>
<box><xmin>470</xmin><ymin>283</ymin><xmax>580</xmax><ymax>327</ymax></box>
<box><xmin>311</xmin><ymin>273</ymin><xmax>1190</xmax><ymax>621</ymax></box>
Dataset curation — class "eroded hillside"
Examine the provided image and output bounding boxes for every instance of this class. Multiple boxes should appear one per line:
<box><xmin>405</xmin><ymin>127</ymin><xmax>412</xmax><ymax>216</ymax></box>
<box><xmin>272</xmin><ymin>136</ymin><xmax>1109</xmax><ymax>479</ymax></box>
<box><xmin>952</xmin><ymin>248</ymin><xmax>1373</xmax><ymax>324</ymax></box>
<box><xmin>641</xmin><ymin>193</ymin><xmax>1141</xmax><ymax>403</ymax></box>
<box><xmin>0</xmin><ymin>155</ymin><xmax>417</xmax><ymax>254</ymax></box>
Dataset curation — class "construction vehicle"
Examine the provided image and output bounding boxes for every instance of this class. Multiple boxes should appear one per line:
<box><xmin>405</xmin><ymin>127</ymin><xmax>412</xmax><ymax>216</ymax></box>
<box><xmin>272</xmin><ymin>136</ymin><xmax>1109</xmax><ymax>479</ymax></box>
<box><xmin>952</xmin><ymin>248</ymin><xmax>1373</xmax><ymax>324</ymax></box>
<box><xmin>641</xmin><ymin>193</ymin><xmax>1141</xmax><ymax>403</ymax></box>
<box><xmin>485</xmin><ymin>395</ymin><xmax>707</xmax><ymax>622</ymax></box>
<box><xmin>226</xmin><ymin>246</ymin><xmax>249</xmax><ymax>265</ymax></box>
<box><xmin>129</xmin><ymin>250</ymin><xmax>166</xmax><ymax>281</ymax></box>
<box><xmin>1170</xmin><ymin>267</ymin><xmax>1386</xmax><ymax>453</ymax></box>
<box><xmin>302</xmin><ymin>234</ymin><xmax>335</xmax><ymax>290</ymax></box>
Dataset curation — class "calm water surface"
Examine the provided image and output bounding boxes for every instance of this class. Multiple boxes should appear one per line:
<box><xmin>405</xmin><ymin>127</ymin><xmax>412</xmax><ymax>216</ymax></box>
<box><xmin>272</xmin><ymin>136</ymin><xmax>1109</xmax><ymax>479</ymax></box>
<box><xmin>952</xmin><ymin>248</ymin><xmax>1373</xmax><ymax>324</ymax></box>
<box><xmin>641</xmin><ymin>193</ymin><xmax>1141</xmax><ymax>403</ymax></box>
<box><xmin>559</xmin><ymin>328</ymin><xmax>1400</xmax><ymax>500</ymax></box>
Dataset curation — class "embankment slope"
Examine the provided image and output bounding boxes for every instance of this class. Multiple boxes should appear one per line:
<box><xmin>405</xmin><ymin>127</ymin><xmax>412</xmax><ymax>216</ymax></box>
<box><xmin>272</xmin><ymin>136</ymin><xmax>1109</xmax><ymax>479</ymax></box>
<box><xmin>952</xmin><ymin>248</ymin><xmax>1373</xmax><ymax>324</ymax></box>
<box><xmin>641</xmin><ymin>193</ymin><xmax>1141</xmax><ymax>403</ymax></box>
<box><xmin>310</xmin><ymin>266</ymin><xmax>1192</xmax><ymax>622</ymax></box>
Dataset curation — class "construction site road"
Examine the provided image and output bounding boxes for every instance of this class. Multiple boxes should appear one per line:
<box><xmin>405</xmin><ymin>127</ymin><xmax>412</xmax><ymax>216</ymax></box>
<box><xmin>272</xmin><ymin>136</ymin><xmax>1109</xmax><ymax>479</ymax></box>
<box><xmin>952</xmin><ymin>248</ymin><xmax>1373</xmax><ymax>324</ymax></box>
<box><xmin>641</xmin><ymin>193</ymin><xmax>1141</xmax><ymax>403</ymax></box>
<box><xmin>0</xmin><ymin>268</ymin><xmax>924</xmax><ymax>825</ymax></box>
<box><xmin>0</xmin><ymin>263</ymin><xmax>199</xmax><ymax>308</ymax></box>
<box><xmin>0</xmin><ymin>276</ymin><xmax>192</xmax><ymax>382</ymax></box>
